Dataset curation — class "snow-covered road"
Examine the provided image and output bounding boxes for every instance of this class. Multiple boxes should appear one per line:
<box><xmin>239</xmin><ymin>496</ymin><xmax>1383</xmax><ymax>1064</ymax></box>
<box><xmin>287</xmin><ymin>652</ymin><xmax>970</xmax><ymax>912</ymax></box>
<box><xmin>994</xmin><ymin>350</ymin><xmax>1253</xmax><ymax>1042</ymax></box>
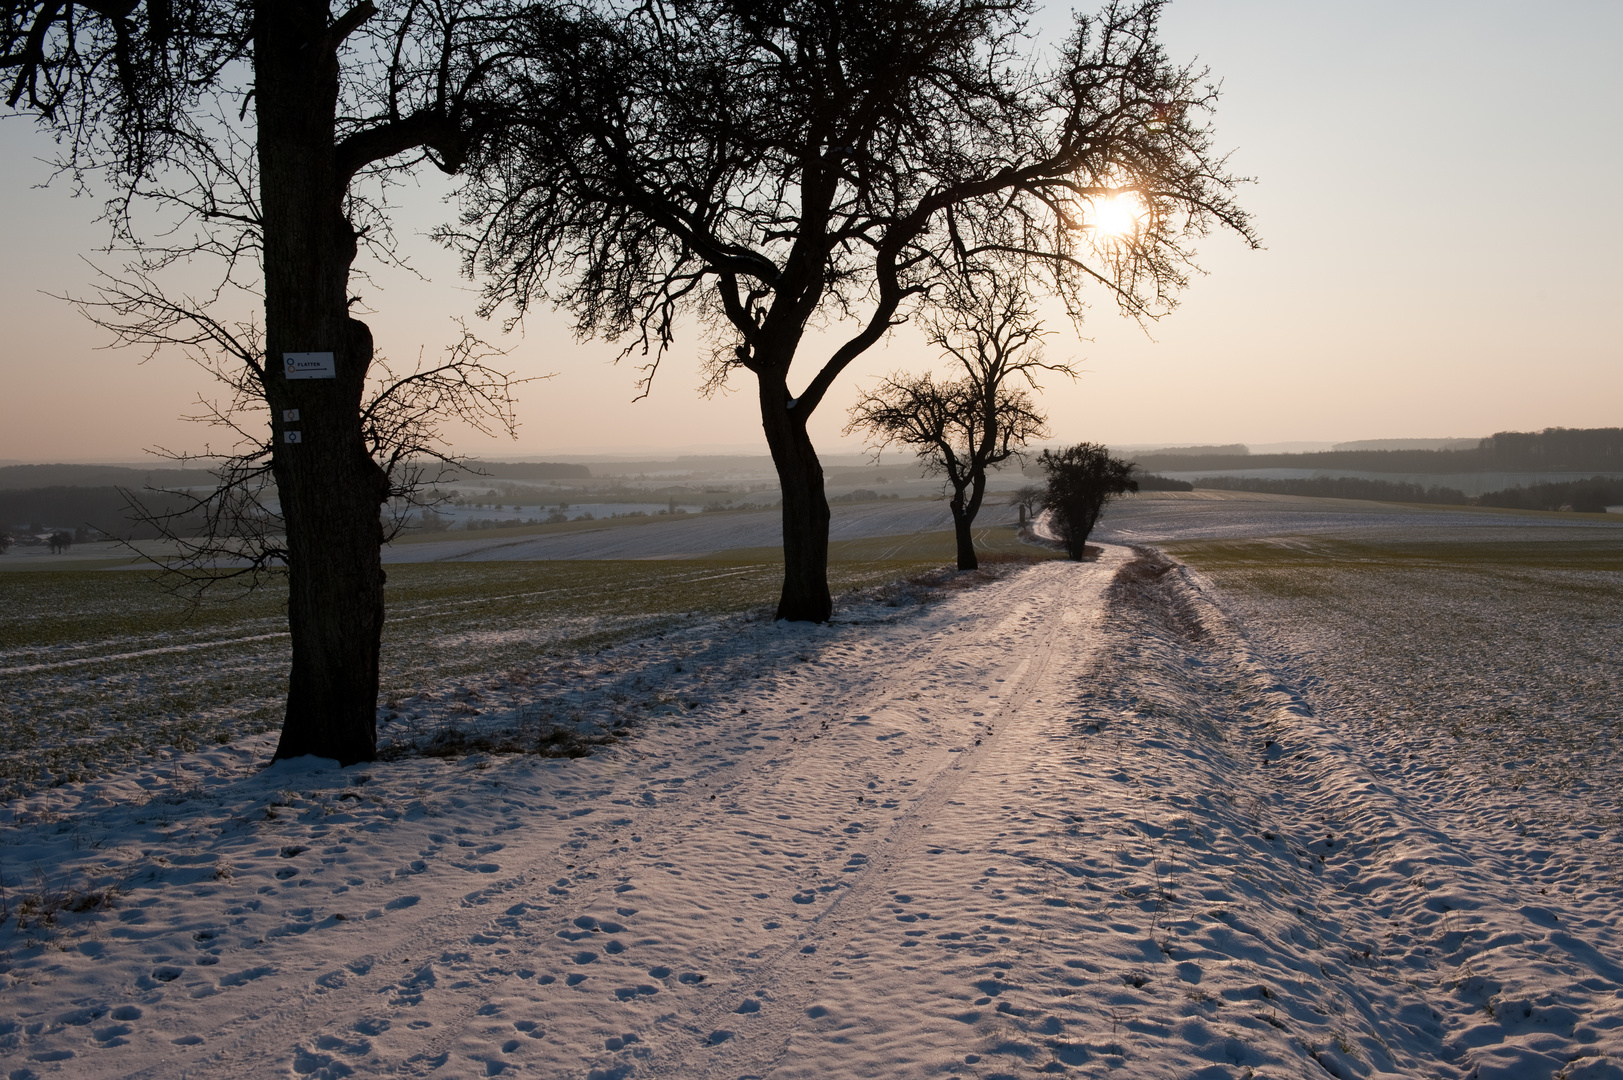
<box><xmin>3</xmin><ymin>548</ymin><xmax>1620</xmax><ymax>1079</ymax></box>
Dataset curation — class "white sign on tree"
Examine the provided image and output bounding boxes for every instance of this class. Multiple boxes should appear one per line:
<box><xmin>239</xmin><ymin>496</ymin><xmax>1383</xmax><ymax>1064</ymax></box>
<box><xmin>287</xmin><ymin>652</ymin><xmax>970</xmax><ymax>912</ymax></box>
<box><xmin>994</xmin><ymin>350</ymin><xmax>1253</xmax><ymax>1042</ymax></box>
<box><xmin>284</xmin><ymin>352</ymin><xmax>336</xmax><ymax>379</ymax></box>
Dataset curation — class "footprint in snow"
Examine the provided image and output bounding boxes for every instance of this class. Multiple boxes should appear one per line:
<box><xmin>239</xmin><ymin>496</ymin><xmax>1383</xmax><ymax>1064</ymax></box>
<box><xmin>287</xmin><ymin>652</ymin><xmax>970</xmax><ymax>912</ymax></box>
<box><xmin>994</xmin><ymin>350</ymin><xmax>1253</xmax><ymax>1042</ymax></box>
<box><xmin>88</xmin><ymin>1022</ymin><xmax>131</xmax><ymax>1048</ymax></box>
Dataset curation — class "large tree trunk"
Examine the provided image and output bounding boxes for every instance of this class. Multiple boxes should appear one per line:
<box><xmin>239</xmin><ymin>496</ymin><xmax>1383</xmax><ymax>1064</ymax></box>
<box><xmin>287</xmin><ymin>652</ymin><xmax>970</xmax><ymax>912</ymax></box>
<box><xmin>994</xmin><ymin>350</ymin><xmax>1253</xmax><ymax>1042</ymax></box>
<box><xmin>758</xmin><ymin>372</ymin><xmax>832</xmax><ymax>622</ymax></box>
<box><xmin>948</xmin><ymin>486</ymin><xmax>978</xmax><ymax>571</ymax></box>
<box><xmin>257</xmin><ymin>2</ymin><xmax>388</xmax><ymax>764</ymax></box>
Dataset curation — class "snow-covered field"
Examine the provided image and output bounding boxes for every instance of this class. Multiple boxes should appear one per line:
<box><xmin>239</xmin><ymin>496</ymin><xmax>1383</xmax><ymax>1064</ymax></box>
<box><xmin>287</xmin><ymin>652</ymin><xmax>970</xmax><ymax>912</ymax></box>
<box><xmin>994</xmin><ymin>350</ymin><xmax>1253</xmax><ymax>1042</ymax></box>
<box><xmin>0</xmin><ymin>558</ymin><xmax>950</xmax><ymax>802</ymax></box>
<box><xmin>4</xmin><ymin>536</ymin><xmax>1621</xmax><ymax>1079</ymax></box>
<box><xmin>382</xmin><ymin>499</ymin><xmax>970</xmax><ymax>563</ymax></box>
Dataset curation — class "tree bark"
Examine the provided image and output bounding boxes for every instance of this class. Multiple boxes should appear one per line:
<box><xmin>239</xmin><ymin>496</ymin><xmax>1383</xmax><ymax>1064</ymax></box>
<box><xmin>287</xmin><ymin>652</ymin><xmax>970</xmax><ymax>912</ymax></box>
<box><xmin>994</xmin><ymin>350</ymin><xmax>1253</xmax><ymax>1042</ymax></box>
<box><xmin>758</xmin><ymin>372</ymin><xmax>831</xmax><ymax>622</ymax></box>
<box><xmin>949</xmin><ymin>486</ymin><xmax>977</xmax><ymax>571</ymax></box>
<box><xmin>257</xmin><ymin>2</ymin><xmax>388</xmax><ymax>764</ymax></box>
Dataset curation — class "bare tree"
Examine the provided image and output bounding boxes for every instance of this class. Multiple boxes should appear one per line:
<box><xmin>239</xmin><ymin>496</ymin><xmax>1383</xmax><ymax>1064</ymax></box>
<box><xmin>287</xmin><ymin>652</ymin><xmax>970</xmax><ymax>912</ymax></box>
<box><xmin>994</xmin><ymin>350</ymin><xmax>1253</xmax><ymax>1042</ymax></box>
<box><xmin>1010</xmin><ymin>484</ymin><xmax>1046</xmax><ymax>526</ymax></box>
<box><xmin>105</xmin><ymin>308</ymin><xmax>526</xmax><ymax>595</ymax></box>
<box><xmin>455</xmin><ymin>0</ymin><xmax>1256</xmax><ymax>621</ymax></box>
<box><xmin>1038</xmin><ymin>442</ymin><xmax>1136</xmax><ymax>559</ymax></box>
<box><xmin>848</xmin><ymin>277</ymin><xmax>1060</xmax><ymax>570</ymax></box>
<box><xmin>3</xmin><ymin>0</ymin><xmax>526</xmax><ymax>763</ymax></box>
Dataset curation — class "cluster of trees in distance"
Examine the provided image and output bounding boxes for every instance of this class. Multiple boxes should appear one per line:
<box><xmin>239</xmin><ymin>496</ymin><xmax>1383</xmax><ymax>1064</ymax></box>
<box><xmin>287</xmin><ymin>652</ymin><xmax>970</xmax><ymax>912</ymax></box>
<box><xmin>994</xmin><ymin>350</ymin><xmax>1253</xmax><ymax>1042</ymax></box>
<box><xmin>1137</xmin><ymin>427</ymin><xmax>1623</xmax><ymax>475</ymax></box>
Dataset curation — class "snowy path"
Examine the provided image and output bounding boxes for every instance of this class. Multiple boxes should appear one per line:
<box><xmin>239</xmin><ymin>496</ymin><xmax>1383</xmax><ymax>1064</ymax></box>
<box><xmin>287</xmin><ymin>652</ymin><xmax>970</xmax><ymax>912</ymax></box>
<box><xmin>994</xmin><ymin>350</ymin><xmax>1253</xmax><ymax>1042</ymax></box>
<box><xmin>3</xmin><ymin>548</ymin><xmax>1622</xmax><ymax>1079</ymax></box>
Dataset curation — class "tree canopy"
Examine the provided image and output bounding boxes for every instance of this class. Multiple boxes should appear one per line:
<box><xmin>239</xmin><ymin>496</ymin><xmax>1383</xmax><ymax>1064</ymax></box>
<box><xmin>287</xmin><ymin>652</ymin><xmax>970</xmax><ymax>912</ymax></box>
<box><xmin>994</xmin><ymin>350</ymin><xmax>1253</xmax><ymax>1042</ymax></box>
<box><xmin>1039</xmin><ymin>442</ymin><xmax>1137</xmax><ymax>559</ymax></box>
<box><xmin>455</xmin><ymin>0</ymin><xmax>1257</xmax><ymax>619</ymax></box>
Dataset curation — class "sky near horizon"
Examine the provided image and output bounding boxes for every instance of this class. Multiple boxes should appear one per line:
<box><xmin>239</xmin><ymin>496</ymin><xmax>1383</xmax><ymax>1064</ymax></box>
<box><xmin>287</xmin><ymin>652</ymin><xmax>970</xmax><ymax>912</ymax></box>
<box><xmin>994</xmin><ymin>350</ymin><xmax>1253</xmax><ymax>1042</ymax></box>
<box><xmin>1</xmin><ymin>1</ymin><xmax>1620</xmax><ymax>464</ymax></box>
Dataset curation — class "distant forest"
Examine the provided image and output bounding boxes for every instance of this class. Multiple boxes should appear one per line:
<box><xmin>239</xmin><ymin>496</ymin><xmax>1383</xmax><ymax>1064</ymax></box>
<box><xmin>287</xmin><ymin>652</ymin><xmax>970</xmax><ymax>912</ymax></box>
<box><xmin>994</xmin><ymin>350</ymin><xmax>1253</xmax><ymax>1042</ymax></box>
<box><xmin>1193</xmin><ymin>476</ymin><xmax>1472</xmax><ymax>504</ymax></box>
<box><xmin>1136</xmin><ymin>426</ymin><xmax>1623</xmax><ymax>474</ymax></box>
<box><xmin>1193</xmin><ymin>475</ymin><xmax>1623</xmax><ymax>514</ymax></box>
<box><xmin>0</xmin><ymin>463</ymin><xmax>219</xmax><ymax>491</ymax></box>
<box><xmin>0</xmin><ymin>486</ymin><xmax>207</xmax><ymax>539</ymax></box>
<box><xmin>0</xmin><ymin>460</ymin><xmax>590</xmax><ymax>536</ymax></box>
<box><xmin>449</xmin><ymin>460</ymin><xmax>591</xmax><ymax>480</ymax></box>
<box><xmin>1134</xmin><ymin>473</ymin><xmax>1195</xmax><ymax>492</ymax></box>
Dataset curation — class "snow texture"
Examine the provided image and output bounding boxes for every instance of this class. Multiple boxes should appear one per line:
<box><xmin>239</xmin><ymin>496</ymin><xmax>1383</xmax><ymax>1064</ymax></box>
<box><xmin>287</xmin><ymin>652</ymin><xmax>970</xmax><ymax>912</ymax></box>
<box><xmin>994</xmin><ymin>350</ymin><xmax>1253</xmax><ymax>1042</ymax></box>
<box><xmin>2</xmin><ymin>546</ymin><xmax>1620</xmax><ymax>1079</ymax></box>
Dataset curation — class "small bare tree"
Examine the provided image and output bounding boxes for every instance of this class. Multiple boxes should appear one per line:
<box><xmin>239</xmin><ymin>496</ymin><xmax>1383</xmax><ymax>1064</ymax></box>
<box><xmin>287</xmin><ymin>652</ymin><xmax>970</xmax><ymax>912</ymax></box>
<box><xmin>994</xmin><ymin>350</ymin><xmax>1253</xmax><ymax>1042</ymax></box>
<box><xmin>848</xmin><ymin>278</ymin><xmax>1063</xmax><ymax>570</ymax></box>
<box><xmin>1010</xmin><ymin>485</ymin><xmax>1046</xmax><ymax>526</ymax></box>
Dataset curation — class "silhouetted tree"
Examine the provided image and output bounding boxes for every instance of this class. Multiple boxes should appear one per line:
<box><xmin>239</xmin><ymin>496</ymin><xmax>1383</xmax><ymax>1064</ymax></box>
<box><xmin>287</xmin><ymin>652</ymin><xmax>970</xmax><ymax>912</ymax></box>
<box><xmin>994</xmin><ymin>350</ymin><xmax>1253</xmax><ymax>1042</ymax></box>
<box><xmin>848</xmin><ymin>279</ymin><xmax>1060</xmax><ymax>570</ymax></box>
<box><xmin>1475</xmin><ymin>476</ymin><xmax>1623</xmax><ymax>514</ymax></box>
<box><xmin>417</xmin><ymin>508</ymin><xmax>452</xmax><ymax>532</ymax></box>
<box><xmin>3</xmin><ymin>0</ymin><xmax>527</xmax><ymax>764</ymax></box>
<box><xmin>457</xmin><ymin>0</ymin><xmax>1256</xmax><ymax>620</ymax></box>
<box><xmin>48</xmin><ymin>530</ymin><xmax>72</xmax><ymax>554</ymax></box>
<box><xmin>1039</xmin><ymin>443</ymin><xmax>1136</xmax><ymax>559</ymax></box>
<box><xmin>1010</xmin><ymin>484</ymin><xmax>1046</xmax><ymax>525</ymax></box>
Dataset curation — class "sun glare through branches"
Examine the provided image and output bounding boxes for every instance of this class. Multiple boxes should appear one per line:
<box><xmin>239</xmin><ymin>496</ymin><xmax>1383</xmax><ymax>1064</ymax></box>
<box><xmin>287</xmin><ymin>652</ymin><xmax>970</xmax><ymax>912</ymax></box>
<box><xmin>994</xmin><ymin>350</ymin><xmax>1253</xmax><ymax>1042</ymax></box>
<box><xmin>1086</xmin><ymin>192</ymin><xmax>1147</xmax><ymax>240</ymax></box>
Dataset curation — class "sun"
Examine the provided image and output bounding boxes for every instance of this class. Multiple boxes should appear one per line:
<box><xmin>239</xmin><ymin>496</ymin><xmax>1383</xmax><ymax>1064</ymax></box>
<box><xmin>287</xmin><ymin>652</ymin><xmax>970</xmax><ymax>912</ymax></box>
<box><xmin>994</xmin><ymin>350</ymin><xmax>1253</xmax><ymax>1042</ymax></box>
<box><xmin>1087</xmin><ymin>192</ymin><xmax>1146</xmax><ymax>239</ymax></box>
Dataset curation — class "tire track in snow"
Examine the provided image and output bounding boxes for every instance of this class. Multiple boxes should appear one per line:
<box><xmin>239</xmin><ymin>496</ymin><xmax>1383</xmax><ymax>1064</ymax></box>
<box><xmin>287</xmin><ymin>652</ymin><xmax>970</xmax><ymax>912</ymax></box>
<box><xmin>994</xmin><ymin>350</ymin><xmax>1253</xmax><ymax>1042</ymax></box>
<box><xmin>146</xmin><ymin>565</ymin><xmax>1056</xmax><ymax>1079</ymax></box>
<box><xmin>380</xmin><ymin>566</ymin><xmax>1101</xmax><ymax>1078</ymax></box>
<box><xmin>636</xmin><ymin>556</ymin><xmax>1121</xmax><ymax>1079</ymax></box>
<box><xmin>0</xmin><ymin>631</ymin><xmax>290</xmax><ymax>675</ymax></box>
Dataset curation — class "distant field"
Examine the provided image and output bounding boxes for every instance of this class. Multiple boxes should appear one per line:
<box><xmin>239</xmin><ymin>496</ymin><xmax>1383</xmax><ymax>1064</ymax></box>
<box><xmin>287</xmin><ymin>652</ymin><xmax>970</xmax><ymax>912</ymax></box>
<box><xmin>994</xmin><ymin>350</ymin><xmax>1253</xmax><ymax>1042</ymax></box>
<box><xmin>0</xmin><ymin>530</ymin><xmax>1041</xmax><ymax>801</ymax></box>
<box><xmin>1168</xmin><ymin>534</ymin><xmax>1623</xmax><ymax>836</ymax></box>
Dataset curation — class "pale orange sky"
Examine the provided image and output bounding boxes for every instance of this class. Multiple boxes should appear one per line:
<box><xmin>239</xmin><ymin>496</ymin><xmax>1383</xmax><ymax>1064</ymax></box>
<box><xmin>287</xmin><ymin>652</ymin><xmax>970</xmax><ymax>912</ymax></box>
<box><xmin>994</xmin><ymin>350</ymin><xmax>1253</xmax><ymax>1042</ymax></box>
<box><xmin>2</xmin><ymin>1</ymin><xmax>1620</xmax><ymax>464</ymax></box>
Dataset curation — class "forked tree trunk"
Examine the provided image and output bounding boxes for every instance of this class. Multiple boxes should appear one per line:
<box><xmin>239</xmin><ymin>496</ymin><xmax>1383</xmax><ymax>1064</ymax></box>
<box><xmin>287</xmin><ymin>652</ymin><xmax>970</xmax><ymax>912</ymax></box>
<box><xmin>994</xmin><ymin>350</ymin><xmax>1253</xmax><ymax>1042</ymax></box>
<box><xmin>949</xmin><ymin>468</ymin><xmax>990</xmax><ymax>571</ymax></box>
<box><xmin>257</xmin><ymin>3</ymin><xmax>388</xmax><ymax>764</ymax></box>
<box><xmin>758</xmin><ymin>373</ymin><xmax>832</xmax><ymax>622</ymax></box>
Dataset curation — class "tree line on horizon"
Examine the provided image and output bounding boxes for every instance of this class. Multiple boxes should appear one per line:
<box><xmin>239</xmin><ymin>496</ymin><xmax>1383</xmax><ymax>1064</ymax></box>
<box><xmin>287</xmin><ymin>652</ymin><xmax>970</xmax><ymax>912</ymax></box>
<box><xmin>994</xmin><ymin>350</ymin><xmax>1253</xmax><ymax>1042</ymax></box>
<box><xmin>1190</xmin><ymin>474</ymin><xmax>1623</xmax><ymax>514</ymax></box>
<box><xmin>1136</xmin><ymin>427</ymin><xmax>1623</xmax><ymax>475</ymax></box>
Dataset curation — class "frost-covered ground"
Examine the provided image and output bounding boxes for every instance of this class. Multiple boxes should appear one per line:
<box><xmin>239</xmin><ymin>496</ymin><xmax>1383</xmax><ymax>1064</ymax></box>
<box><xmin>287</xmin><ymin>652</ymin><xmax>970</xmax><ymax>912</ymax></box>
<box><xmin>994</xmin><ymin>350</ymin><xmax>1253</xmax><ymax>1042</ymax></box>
<box><xmin>0</xmin><ymin>559</ymin><xmax>946</xmax><ymax>802</ymax></box>
<box><xmin>382</xmin><ymin>499</ymin><xmax>970</xmax><ymax>563</ymax></box>
<box><xmin>384</xmin><ymin>488</ymin><xmax>1617</xmax><ymax>564</ymax></box>
<box><xmin>4</xmin><ymin>539</ymin><xmax>1622</xmax><ymax>1079</ymax></box>
<box><xmin>1096</xmin><ymin>489</ymin><xmax>1623</xmax><ymax>547</ymax></box>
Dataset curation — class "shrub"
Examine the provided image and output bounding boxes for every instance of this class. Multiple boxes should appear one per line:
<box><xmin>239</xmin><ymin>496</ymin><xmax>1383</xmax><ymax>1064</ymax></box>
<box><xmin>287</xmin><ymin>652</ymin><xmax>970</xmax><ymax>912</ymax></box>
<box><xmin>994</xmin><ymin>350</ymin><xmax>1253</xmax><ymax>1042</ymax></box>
<box><xmin>1039</xmin><ymin>444</ymin><xmax>1137</xmax><ymax>560</ymax></box>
